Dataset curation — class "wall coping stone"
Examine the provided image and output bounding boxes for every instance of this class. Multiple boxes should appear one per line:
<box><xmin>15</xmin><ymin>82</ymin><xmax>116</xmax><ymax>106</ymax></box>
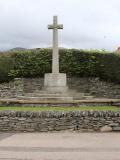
<box><xmin>0</xmin><ymin>111</ymin><xmax>120</xmax><ymax>118</ymax></box>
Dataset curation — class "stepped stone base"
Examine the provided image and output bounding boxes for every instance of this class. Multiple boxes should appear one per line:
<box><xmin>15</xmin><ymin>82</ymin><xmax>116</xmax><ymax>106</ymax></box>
<box><xmin>17</xmin><ymin>91</ymin><xmax>93</xmax><ymax>101</ymax></box>
<box><xmin>14</xmin><ymin>74</ymin><xmax>94</xmax><ymax>102</ymax></box>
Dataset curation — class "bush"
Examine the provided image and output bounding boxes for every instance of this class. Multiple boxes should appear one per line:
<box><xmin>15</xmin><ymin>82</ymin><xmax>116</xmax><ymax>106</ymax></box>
<box><xmin>0</xmin><ymin>56</ymin><xmax>14</xmax><ymax>83</ymax></box>
<box><xmin>0</xmin><ymin>48</ymin><xmax>120</xmax><ymax>84</ymax></box>
<box><xmin>9</xmin><ymin>49</ymin><xmax>52</xmax><ymax>78</ymax></box>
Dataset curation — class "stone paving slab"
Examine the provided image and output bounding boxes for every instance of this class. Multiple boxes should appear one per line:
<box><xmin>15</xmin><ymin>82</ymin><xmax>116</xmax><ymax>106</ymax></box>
<box><xmin>1</xmin><ymin>98</ymin><xmax>120</xmax><ymax>104</ymax></box>
<box><xmin>0</xmin><ymin>132</ymin><xmax>120</xmax><ymax>160</ymax></box>
<box><xmin>1</xmin><ymin>97</ymin><xmax>120</xmax><ymax>108</ymax></box>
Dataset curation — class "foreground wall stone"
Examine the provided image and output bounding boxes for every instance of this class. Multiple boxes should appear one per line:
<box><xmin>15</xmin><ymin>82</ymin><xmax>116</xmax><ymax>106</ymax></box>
<box><xmin>0</xmin><ymin>111</ymin><xmax>120</xmax><ymax>132</ymax></box>
<box><xmin>0</xmin><ymin>77</ymin><xmax>120</xmax><ymax>98</ymax></box>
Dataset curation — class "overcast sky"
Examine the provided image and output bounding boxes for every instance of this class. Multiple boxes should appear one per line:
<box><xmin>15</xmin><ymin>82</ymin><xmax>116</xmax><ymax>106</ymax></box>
<box><xmin>0</xmin><ymin>0</ymin><xmax>120</xmax><ymax>51</ymax></box>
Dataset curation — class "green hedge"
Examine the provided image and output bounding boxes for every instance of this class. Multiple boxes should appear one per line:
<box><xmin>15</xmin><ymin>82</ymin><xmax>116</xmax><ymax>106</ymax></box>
<box><xmin>9</xmin><ymin>49</ymin><xmax>52</xmax><ymax>78</ymax></box>
<box><xmin>0</xmin><ymin>55</ymin><xmax>14</xmax><ymax>83</ymax></box>
<box><xmin>0</xmin><ymin>48</ymin><xmax>120</xmax><ymax>83</ymax></box>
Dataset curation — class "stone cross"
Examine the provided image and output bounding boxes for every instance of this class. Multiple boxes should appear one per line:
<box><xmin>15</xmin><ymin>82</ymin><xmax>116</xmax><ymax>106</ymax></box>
<box><xmin>48</xmin><ymin>16</ymin><xmax>63</xmax><ymax>73</ymax></box>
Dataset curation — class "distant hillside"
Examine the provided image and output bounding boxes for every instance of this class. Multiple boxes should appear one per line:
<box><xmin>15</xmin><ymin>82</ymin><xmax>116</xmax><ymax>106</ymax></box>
<box><xmin>9</xmin><ymin>47</ymin><xmax>27</xmax><ymax>51</ymax></box>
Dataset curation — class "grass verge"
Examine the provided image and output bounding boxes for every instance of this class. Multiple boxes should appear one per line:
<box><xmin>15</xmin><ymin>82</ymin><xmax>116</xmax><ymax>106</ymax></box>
<box><xmin>0</xmin><ymin>106</ymin><xmax>119</xmax><ymax>112</ymax></box>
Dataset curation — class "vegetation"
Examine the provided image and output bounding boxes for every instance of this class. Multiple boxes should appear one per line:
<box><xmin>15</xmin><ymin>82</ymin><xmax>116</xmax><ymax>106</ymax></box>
<box><xmin>0</xmin><ymin>48</ymin><xmax>120</xmax><ymax>84</ymax></box>
<box><xmin>0</xmin><ymin>106</ymin><xmax>119</xmax><ymax>111</ymax></box>
<box><xmin>0</xmin><ymin>55</ymin><xmax>14</xmax><ymax>82</ymax></box>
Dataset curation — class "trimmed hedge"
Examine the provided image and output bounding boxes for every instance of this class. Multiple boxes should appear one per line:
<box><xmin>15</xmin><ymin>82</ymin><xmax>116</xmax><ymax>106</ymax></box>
<box><xmin>9</xmin><ymin>49</ymin><xmax>52</xmax><ymax>78</ymax></box>
<box><xmin>0</xmin><ymin>48</ymin><xmax>120</xmax><ymax>83</ymax></box>
<box><xmin>0</xmin><ymin>55</ymin><xmax>14</xmax><ymax>83</ymax></box>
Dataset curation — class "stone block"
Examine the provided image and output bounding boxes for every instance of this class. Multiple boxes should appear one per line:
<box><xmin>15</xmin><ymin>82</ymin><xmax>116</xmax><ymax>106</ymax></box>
<box><xmin>100</xmin><ymin>125</ymin><xmax>112</xmax><ymax>132</ymax></box>
<box><xmin>44</xmin><ymin>73</ymin><xmax>68</xmax><ymax>93</ymax></box>
<box><xmin>44</xmin><ymin>73</ymin><xmax>67</xmax><ymax>87</ymax></box>
<box><xmin>112</xmin><ymin>126</ymin><xmax>120</xmax><ymax>131</ymax></box>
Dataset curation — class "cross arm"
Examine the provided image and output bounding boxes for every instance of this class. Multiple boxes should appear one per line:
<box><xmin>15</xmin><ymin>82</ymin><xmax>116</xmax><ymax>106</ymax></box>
<box><xmin>48</xmin><ymin>25</ymin><xmax>54</xmax><ymax>29</ymax></box>
<box><xmin>58</xmin><ymin>25</ymin><xmax>63</xmax><ymax>29</ymax></box>
<box><xmin>48</xmin><ymin>24</ymin><xmax>63</xmax><ymax>29</ymax></box>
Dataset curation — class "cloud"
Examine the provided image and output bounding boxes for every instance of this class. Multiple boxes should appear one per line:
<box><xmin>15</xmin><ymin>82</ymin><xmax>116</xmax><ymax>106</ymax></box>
<box><xmin>0</xmin><ymin>0</ymin><xmax>120</xmax><ymax>51</ymax></box>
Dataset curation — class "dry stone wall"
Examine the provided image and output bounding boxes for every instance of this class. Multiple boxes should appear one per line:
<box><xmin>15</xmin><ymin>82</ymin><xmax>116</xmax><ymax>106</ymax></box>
<box><xmin>0</xmin><ymin>78</ymin><xmax>24</xmax><ymax>98</ymax></box>
<box><xmin>0</xmin><ymin>111</ymin><xmax>120</xmax><ymax>132</ymax></box>
<box><xmin>68</xmin><ymin>77</ymin><xmax>120</xmax><ymax>98</ymax></box>
<box><xmin>0</xmin><ymin>81</ymin><xmax>16</xmax><ymax>98</ymax></box>
<box><xmin>1</xmin><ymin>78</ymin><xmax>120</xmax><ymax>98</ymax></box>
<box><xmin>0</xmin><ymin>77</ymin><xmax>120</xmax><ymax>98</ymax></box>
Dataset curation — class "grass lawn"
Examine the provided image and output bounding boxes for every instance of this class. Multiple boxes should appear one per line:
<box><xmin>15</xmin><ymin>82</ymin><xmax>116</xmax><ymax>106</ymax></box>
<box><xmin>0</xmin><ymin>106</ymin><xmax>119</xmax><ymax>112</ymax></box>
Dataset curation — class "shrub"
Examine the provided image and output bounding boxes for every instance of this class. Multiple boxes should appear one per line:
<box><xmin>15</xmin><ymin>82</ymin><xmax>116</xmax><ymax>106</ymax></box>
<box><xmin>0</xmin><ymin>56</ymin><xmax>14</xmax><ymax>82</ymax></box>
<box><xmin>9</xmin><ymin>49</ymin><xmax>52</xmax><ymax>78</ymax></box>
<box><xmin>0</xmin><ymin>48</ymin><xmax>120</xmax><ymax>84</ymax></box>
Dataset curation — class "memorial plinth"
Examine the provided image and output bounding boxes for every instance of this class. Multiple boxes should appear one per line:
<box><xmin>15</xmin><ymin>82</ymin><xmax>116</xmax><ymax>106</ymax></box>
<box><xmin>44</xmin><ymin>73</ymin><xmax>66</xmax><ymax>87</ymax></box>
<box><xmin>44</xmin><ymin>73</ymin><xmax>67</xmax><ymax>93</ymax></box>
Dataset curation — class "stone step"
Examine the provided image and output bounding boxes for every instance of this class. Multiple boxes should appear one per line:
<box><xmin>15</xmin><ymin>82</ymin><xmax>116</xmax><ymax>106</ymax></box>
<box><xmin>73</xmin><ymin>95</ymin><xmax>94</xmax><ymax>100</ymax></box>
<box><xmin>17</xmin><ymin>95</ymin><xmax>93</xmax><ymax>101</ymax></box>
<box><xmin>70</xmin><ymin>93</ymin><xmax>85</xmax><ymax>97</ymax></box>
<box><xmin>27</xmin><ymin>90</ymin><xmax>67</xmax><ymax>94</ymax></box>
<box><xmin>25</xmin><ymin>93</ymin><xmax>85</xmax><ymax>98</ymax></box>
<box><xmin>84</xmin><ymin>96</ymin><xmax>94</xmax><ymax>99</ymax></box>
<box><xmin>24</xmin><ymin>93</ymin><xmax>70</xmax><ymax>97</ymax></box>
<box><xmin>25</xmin><ymin>91</ymin><xmax>85</xmax><ymax>97</ymax></box>
<box><xmin>17</xmin><ymin>96</ymin><xmax>73</xmax><ymax>101</ymax></box>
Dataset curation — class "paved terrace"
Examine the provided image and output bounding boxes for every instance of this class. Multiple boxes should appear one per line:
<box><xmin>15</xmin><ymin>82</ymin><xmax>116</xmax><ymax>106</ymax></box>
<box><xmin>0</xmin><ymin>132</ymin><xmax>120</xmax><ymax>160</ymax></box>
